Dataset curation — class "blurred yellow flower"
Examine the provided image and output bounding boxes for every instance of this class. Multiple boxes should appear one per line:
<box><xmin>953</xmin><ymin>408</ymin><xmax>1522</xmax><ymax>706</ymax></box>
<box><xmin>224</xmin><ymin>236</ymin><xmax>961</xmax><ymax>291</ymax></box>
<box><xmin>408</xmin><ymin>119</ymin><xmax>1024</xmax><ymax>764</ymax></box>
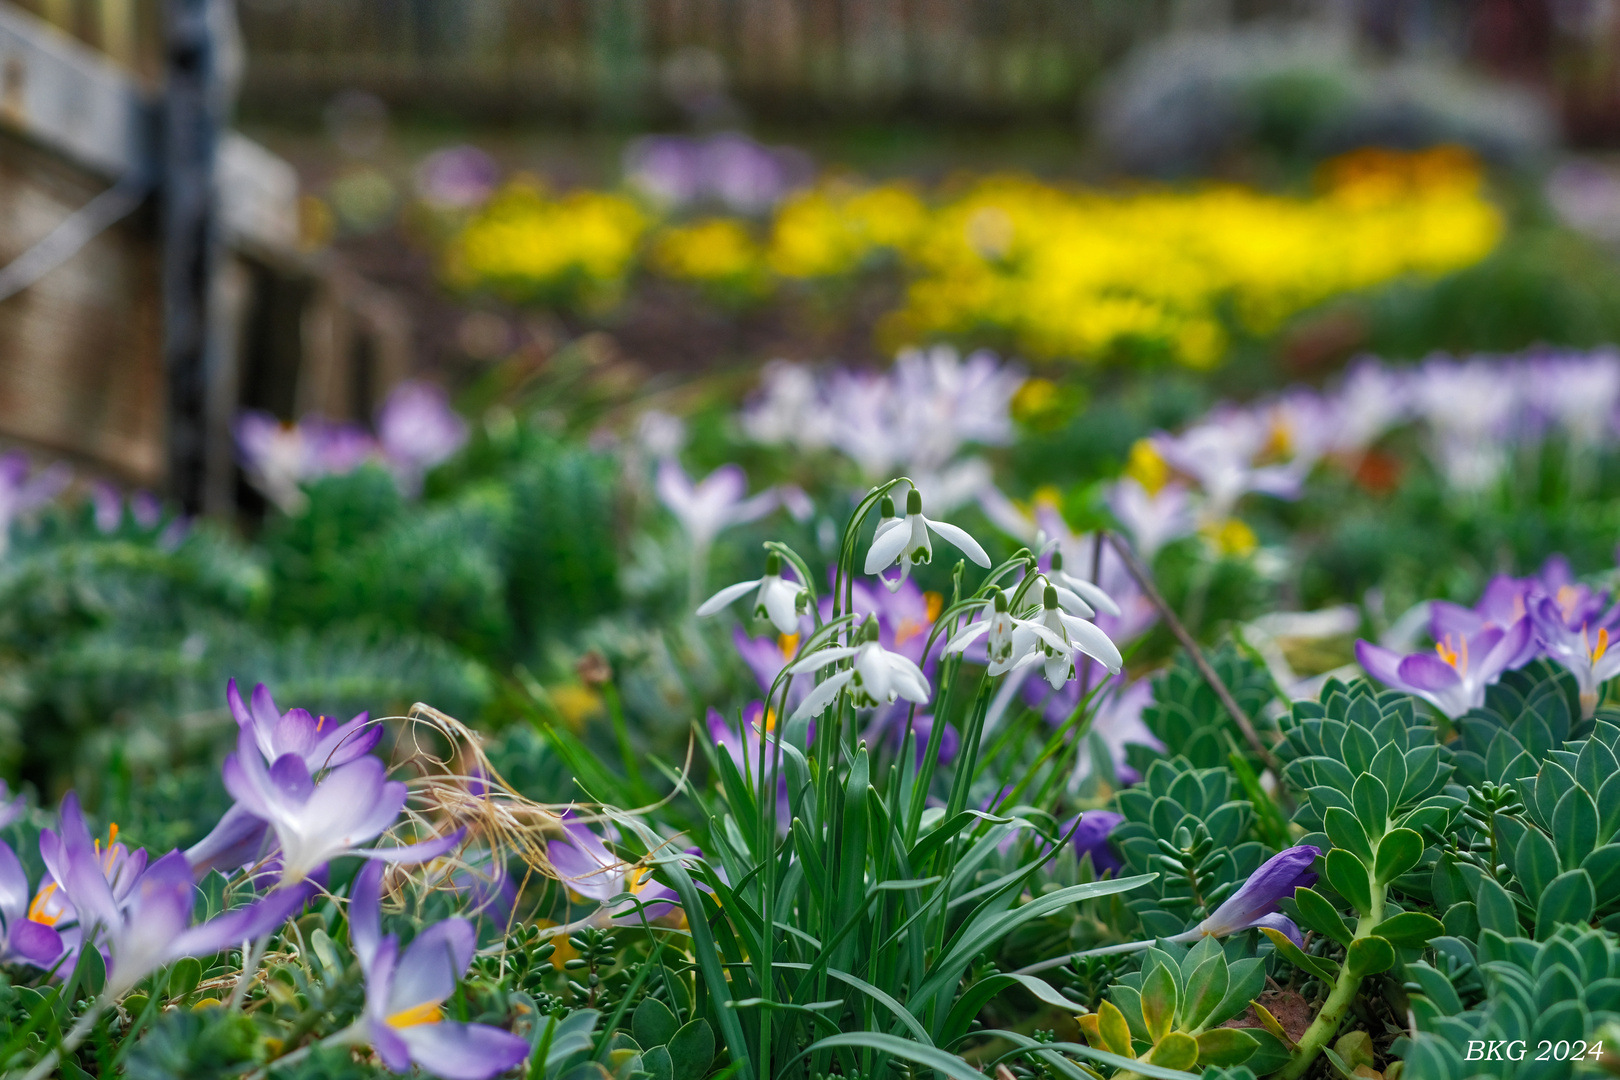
<box><xmin>651</xmin><ymin>218</ymin><xmax>765</xmax><ymax>292</ymax></box>
<box><xmin>1204</xmin><ymin>517</ymin><xmax>1259</xmax><ymax>557</ymax></box>
<box><xmin>1125</xmin><ymin>439</ymin><xmax>1171</xmax><ymax>495</ymax></box>
<box><xmin>446</xmin><ymin>181</ymin><xmax>649</xmax><ymax>308</ymax></box>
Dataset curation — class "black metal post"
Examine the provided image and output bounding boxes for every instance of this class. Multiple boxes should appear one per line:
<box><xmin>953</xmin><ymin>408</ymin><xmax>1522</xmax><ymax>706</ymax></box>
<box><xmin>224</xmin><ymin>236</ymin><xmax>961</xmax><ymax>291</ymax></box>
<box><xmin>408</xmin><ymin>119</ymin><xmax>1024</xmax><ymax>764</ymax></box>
<box><xmin>162</xmin><ymin>0</ymin><xmax>222</xmax><ymax>513</ymax></box>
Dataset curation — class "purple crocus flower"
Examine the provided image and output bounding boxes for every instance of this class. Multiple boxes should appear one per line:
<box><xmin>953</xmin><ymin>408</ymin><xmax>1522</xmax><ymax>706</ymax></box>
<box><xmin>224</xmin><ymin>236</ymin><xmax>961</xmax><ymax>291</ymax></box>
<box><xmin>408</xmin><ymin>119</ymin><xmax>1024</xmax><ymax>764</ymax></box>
<box><xmin>1061</xmin><ymin>810</ymin><xmax>1124</xmax><ymax>876</ymax></box>
<box><xmin>222</xmin><ymin>728</ymin><xmax>464</xmax><ymax>884</ymax></box>
<box><xmin>377</xmin><ymin>382</ymin><xmax>468</xmax><ymax>495</ymax></box>
<box><xmin>48</xmin><ymin>794</ymin><xmax>312</xmax><ymax>997</ymax></box>
<box><xmin>346</xmin><ymin>862</ymin><xmax>530</xmax><ymax>1080</ymax></box>
<box><xmin>0</xmin><ymin>451</ymin><xmax>70</xmax><ymax>557</ymax></box>
<box><xmin>414</xmin><ymin>145</ymin><xmax>499</xmax><ymax>209</ymax></box>
<box><xmin>732</xmin><ymin>626</ymin><xmax>811</xmax><ymax>713</ymax></box>
<box><xmin>1175</xmin><ymin>844</ymin><xmax>1320</xmax><ymax>948</ymax></box>
<box><xmin>1355</xmin><ymin>616</ymin><xmax>1533</xmax><ymax>719</ymax></box>
<box><xmin>0</xmin><ymin>839</ymin><xmax>63</xmax><ymax>969</ymax></box>
<box><xmin>1530</xmin><ymin>593</ymin><xmax>1620</xmax><ymax>717</ymax></box>
<box><xmin>189</xmin><ymin>681</ymin><xmax>383</xmax><ymax>878</ymax></box>
<box><xmin>0</xmin><ymin>780</ymin><xmax>24</xmax><ymax>831</ymax></box>
<box><xmin>547</xmin><ymin>812</ymin><xmax>679</xmax><ymax>922</ymax></box>
<box><xmin>33</xmin><ymin>808</ymin><xmax>147</xmax><ymax>971</ymax></box>
<box><xmin>657</xmin><ymin>460</ymin><xmax>781</xmax><ymax>555</ymax></box>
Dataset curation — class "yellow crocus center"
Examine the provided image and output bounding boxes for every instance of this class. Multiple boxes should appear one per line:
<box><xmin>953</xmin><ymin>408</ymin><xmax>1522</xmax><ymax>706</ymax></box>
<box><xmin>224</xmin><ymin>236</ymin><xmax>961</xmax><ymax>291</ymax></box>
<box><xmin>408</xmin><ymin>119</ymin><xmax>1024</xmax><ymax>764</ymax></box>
<box><xmin>1435</xmin><ymin>635</ymin><xmax>1468</xmax><ymax>674</ymax></box>
<box><xmin>624</xmin><ymin>866</ymin><xmax>650</xmax><ymax>894</ymax></box>
<box><xmin>315</xmin><ymin>715</ymin><xmax>328</xmax><ymax>732</ymax></box>
<box><xmin>777</xmin><ymin>633</ymin><xmax>800</xmax><ymax>660</ymax></box>
<box><xmin>761</xmin><ymin>708</ymin><xmax>776</xmax><ymax>733</ymax></box>
<box><xmin>387</xmin><ymin>1001</ymin><xmax>444</xmax><ymax>1029</ymax></box>
<box><xmin>27</xmin><ymin>882</ymin><xmax>60</xmax><ymax>926</ymax></box>
<box><xmin>924</xmin><ymin>591</ymin><xmax>944</xmax><ymax>623</ymax></box>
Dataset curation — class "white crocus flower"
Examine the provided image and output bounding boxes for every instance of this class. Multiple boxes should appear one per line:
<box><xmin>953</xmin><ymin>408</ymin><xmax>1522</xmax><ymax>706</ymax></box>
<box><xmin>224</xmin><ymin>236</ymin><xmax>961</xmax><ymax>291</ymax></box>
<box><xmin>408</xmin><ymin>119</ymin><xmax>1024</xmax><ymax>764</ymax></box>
<box><xmin>787</xmin><ymin>618</ymin><xmax>931</xmax><ymax>723</ymax></box>
<box><xmin>1047</xmin><ymin>549</ymin><xmax>1122</xmax><ymax>620</ymax></box>
<box><xmin>864</xmin><ymin>489</ymin><xmax>991</xmax><ymax>592</ymax></box>
<box><xmin>696</xmin><ymin>551</ymin><xmax>807</xmax><ymax>635</ymax></box>
<box><xmin>1009</xmin><ymin>585</ymin><xmax>1123</xmax><ymax>690</ymax></box>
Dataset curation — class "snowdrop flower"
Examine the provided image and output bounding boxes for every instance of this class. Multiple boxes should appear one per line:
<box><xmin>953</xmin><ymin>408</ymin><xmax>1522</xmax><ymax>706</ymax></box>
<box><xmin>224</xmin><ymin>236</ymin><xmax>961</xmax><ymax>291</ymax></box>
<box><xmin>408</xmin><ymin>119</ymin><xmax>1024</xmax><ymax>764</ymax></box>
<box><xmin>1012</xmin><ymin>585</ymin><xmax>1124</xmax><ymax>691</ymax></box>
<box><xmin>945</xmin><ymin>589</ymin><xmax>1018</xmax><ymax>665</ymax></box>
<box><xmin>1046</xmin><ymin>549</ymin><xmax>1120</xmax><ymax>620</ymax></box>
<box><xmin>48</xmin><ymin>795</ymin><xmax>312</xmax><ymax>998</ymax></box>
<box><xmin>1172</xmin><ymin>844</ymin><xmax>1320</xmax><ymax>948</ymax></box>
<box><xmin>696</xmin><ymin>551</ymin><xmax>807</xmax><ymax>634</ymax></box>
<box><xmin>864</xmin><ymin>488</ymin><xmax>990</xmax><ymax>591</ymax></box>
<box><xmin>787</xmin><ymin>617</ymin><xmax>931</xmax><ymax>723</ymax></box>
<box><xmin>1356</xmin><ymin>616</ymin><xmax>1533</xmax><ymax>719</ymax></box>
<box><xmin>345</xmin><ymin>862</ymin><xmax>530</xmax><ymax>1080</ymax></box>
<box><xmin>222</xmin><ymin>728</ymin><xmax>464</xmax><ymax>884</ymax></box>
<box><xmin>189</xmin><ymin>681</ymin><xmax>384</xmax><ymax>878</ymax></box>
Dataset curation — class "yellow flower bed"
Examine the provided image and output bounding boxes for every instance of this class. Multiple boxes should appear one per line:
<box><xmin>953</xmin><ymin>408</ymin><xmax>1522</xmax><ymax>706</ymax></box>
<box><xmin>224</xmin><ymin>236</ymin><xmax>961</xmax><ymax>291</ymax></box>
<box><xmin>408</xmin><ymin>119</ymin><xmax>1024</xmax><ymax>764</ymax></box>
<box><xmin>443</xmin><ymin>147</ymin><xmax>1501</xmax><ymax>368</ymax></box>
<box><xmin>444</xmin><ymin>181</ymin><xmax>650</xmax><ymax>309</ymax></box>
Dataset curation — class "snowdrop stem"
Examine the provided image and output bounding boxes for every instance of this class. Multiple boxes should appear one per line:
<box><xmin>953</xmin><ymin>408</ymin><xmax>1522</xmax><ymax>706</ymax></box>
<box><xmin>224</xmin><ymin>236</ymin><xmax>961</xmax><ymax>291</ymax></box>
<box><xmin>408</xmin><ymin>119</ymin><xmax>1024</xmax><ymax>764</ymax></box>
<box><xmin>19</xmin><ymin>994</ymin><xmax>106</xmax><ymax>1080</ymax></box>
<box><xmin>1104</xmin><ymin>532</ymin><xmax>1280</xmax><ymax>773</ymax></box>
<box><xmin>229</xmin><ymin>933</ymin><xmax>271</xmax><ymax>1010</ymax></box>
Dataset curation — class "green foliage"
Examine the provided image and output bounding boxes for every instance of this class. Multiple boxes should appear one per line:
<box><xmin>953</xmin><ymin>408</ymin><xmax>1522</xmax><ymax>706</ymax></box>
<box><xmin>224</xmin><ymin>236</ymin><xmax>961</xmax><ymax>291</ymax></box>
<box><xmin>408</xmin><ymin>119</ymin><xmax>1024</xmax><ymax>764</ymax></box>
<box><xmin>1140</xmin><ymin>644</ymin><xmax>1277</xmax><ymax>772</ymax></box>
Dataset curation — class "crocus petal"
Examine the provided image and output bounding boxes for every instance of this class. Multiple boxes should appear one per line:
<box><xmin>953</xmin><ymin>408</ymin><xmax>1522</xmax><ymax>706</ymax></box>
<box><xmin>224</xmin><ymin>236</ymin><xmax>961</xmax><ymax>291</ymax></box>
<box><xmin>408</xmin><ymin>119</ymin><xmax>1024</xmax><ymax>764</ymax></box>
<box><xmin>923</xmin><ymin>517</ymin><xmax>991</xmax><ymax>567</ymax></box>
<box><xmin>171</xmin><ymin>878</ymin><xmax>317</xmax><ymax>964</ymax></box>
<box><xmin>1354</xmin><ymin>640</ymin><xmax>1407</xmax><ymax>689</ymax></box>
<box><xmin>1201</xmin><ymin>845</ymin><xmax>1320</xmax><ymax>935</ymax></box>
<box><xmin>250</xmin><ymin>684</ymin><xmax>282</xmax><ymax>760</ymax></box>
<box><xmin>1395</xmin><ymin>653</ymin><xmax>1464</xmax><ymax>694</ymax></box>
<box><xmin>371</xmin><ymin>1018</ymin><xmax>415</xmax><ymax>1074</ymax></box>
<box><xmin>0</xmin><ymin>839</ymin><xmax>29</xmax><ymax>925</ymax></box>
<box><xmin>268</xmin><ymin>754</ymin><xmax>317</xmax><ymax>803</ymax></box>
<box><xmin>185</xmin><ymin>804</ymin><xmax>273</xmax><ymax>880</ymax></box>
<box><xmin>398</xmin><ymin>1021</ymin><xmax>533</xmax><ymax>1080</ymax></box>
<box><xmin>55</xmin><ymin>793</ymin><xmax>119</xmax><ymax>937</ymax></box>
<box><xmin>355</xmin><ymin>827</ymin><xmax>467</xmax><ymax>865</ymax></box>
<box><xmin>311</xmin><ymin>713</ymin><xmax>382</xmax><ymax>769</ymax></box>
<box><xmin>9</xmin><ymin>919</ymin><xmax>63</xmax><ymax>968</ymax></box>
<box><xmin>226</xmin><ymin>678</ymin><xmax>253</xmax><ymax>729</ymax></box>
<box><xmin>864</xmin><ymin>522</ymin><xmax>911</xmax><ymax>574</ymax></box>
<box><xmin>350</xmin><ymin>860</ymin><xmax>383</xmax><ymax>972</ymax></box>
<box><xmin>1250</xmin><ymin>912</ymin><xmax>1305</xmax><ymax>949</ymax></box>
<box><xmin>1478</xmin><ymin>616</ymin><xmax>1533</xmax><ymax>680</ymax></box>
<box><xmin>390</xmin><ymin>918</ymin><xmax>475</xmax><ymax>1012</ymax></box>
<box><xmin>696</xmin><ymin>578</ymin><xmax>760</xmax><ymax>617</ymax></box>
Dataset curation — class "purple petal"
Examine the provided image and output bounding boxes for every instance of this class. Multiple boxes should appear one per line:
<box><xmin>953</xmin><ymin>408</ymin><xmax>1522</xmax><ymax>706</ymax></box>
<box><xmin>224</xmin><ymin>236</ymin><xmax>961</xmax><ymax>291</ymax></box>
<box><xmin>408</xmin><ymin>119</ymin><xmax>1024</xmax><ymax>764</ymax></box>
<box><xmin>171</xmin><ymin>877</ymin><xmax>316</xmax><ymax>960</ymax></box>
<box><xmin>1203</xmin><ymin>845</ymin><xmax>1320</xmax><ymax>935</ymax></box>
<box><xmin>398</xmin><ymin>1021</ymin><xmax>532</xmax><ymax>1080</ymax></box>
<box><xmin>9</xmin><ymin>919</ymin><xmax>64</xmax><ymax>968</ymax></box>
<box><xmin>1251</xmin><ymin>912</ymin><xmax>1305</xmax><ymax>949</ymax></box>
<box><xmin>371</xmin><ymin>1014</ymin><xmax>414</xmax><ymax>1073</ymax></box>
<box><xmin>227</xmin><ymin>679</ymin><xmax>253</xmax><ymax>729</ymax></box>
<box><xmin>184</xmin><ymin>804</ymin><xmax>272</xmax><ymax>880</ymax></box>
<box><xmin>1354</xmin><ymin>640</ymin><xmax>1407</xmax><ymax>688</ymax></box>
<box><xmin>390</xmin><ymin>918</ymin><xmax>475</xmax><ymax>1012</ymax></box>
<box><xmin>1429</xmin><ymin>600</ymin><xmax>1485</xmax><ymax>644</ymax></box>
<box><xmin>250</xmin><ymin>684</ymin><xmax>281</xmax><ymax>747</ymax></box>
<box><xmin>350</xmin><ymin>861</ymin><xmax>384</xmax><ymax>973</ymax></box>
<box><xmin>55</xmin><ymin>793</ymin><xmax>119</xmax><ymax>936</ymax></box>
<box><xmin>268</xmin><ymin>754</ymin><xmax>316</xmax><ymax>803</ymax></box>
<box><xmin>312</xmin><ymin>713</ymin><xmax>382</xmax><ymax>768</ymax></box>
<box><xmin>0</xmin><ymin>839</ymin><xmax>28</xmax><ymax>924</ymax></box>
<box><xmin>1478</xmin><ymin>616</ymin><xmax>1534</xmax><ymax>680</ymax></box>
<box><xmin>273</xmin><ymin>709</ymin><xmax>323</xmax><ymax>761</ymax></box>
<box><xmin>1395</xmin><ymin>653</ymin><xmax>1464</xmax><ymax>693</ymax></box>
<box><xmin>355</xmin><ymin>827</ymin><xmax>467</xmax><ymax>865</ymax></box>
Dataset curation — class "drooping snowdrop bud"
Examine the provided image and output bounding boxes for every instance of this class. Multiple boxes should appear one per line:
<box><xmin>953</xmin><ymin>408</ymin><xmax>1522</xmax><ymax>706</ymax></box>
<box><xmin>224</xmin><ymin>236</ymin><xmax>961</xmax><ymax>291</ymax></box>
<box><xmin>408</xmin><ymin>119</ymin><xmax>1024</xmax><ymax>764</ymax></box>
<box><xmin>945</xmin><ymin>588</ymin><xmax>1016</xmax><ymax>664</ymax></box>
<box><xmin>696</xmin><ymin>551</ymin><xmax>808</xmax><ymax>635</ymax></box>
<box><xmin>865</xmin><ymin>488</ymin><xmax>991</xmax><ymax>593</ymax></box>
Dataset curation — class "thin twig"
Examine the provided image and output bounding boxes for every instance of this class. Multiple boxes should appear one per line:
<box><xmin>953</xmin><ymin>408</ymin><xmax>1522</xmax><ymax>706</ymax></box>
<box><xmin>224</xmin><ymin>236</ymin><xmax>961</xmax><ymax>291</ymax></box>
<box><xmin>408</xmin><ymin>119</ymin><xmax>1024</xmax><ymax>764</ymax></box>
<box><xmin>1104</xmin><ymin>531</ymin><xmax>1281</xmax><ymax>773</ymax></box>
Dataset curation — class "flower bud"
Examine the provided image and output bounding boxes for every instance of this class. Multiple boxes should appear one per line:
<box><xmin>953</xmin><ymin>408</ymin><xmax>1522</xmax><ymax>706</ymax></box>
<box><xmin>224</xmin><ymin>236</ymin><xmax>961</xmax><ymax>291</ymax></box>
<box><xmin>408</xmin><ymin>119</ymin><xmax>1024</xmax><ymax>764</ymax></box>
<box><xmin>906</xmin><ymin>489</ymin><xmax>922</xmax><ymax>515</ymax></box>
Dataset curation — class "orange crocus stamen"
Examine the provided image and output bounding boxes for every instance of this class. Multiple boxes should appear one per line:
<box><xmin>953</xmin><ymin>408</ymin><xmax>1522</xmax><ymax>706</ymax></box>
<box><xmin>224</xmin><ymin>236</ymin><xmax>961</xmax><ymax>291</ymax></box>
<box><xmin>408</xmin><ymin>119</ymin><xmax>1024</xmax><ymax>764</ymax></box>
<box><xmin>1435</xmin><ymin>636</ymin><xmax>1468</xmax><ymax>674</ymax></box>
<box><xmin>27</xmin><ymin>882</ymin><xmax>60</xmax><ymax>926</ymax></box>
<box><xmin>386</xmin><ymin>1001</ymin><xmax>443</xmax><ymax>1029</ymax></box>
<box><xmin>777</xmin><ymin>633</ymin><xmax>800</xmax><ymax>660</ymax></box>
<box><xmin>1591</xmin><ymin>626</ymin><xmax>1611</xmax><ymax>664</ymax></box>
<box><xmin>316</xmin><ymin>715</ymin><xmax>327</xmax><ymax>732</ymax></box>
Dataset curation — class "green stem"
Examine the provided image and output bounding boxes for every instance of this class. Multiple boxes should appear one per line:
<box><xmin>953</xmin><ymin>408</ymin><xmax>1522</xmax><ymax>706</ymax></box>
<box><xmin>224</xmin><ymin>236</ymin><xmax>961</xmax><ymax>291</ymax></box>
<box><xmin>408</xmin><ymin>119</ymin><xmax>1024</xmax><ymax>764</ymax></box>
<box><xmin>1278</xmin><ymin>881</ymin><xmax>1385</xmax><ymax>1080</ymax></box>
